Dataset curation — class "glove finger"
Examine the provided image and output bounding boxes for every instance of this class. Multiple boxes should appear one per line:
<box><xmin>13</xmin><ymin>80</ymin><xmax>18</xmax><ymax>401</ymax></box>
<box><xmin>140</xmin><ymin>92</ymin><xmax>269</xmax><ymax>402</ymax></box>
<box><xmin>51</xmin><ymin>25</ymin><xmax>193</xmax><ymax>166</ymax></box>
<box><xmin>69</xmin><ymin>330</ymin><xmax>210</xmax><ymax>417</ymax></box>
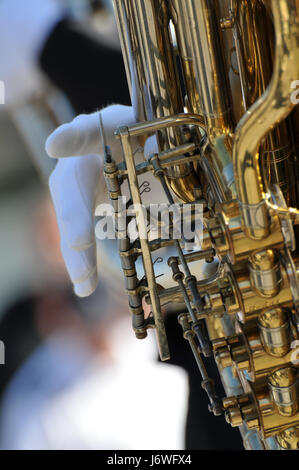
<box><xmin>49</xmin><ymin>155</ymin><xmax>102</xmax><ymax>250</ymax></box>
<box><xmin>46</xmin><ymin>105</ymin><xmax>136</xmax><ymax>159</ymax></box>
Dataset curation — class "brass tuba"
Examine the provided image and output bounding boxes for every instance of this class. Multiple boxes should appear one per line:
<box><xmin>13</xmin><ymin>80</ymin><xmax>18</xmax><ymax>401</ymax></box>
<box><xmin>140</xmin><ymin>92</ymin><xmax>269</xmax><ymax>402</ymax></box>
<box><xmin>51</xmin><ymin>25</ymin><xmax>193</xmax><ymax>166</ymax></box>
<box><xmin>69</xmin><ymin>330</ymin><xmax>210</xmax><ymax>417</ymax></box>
<box><xmin>105</xmin><ymin>0</ymin><xmax>299</xmax><ymax>450</ymax></box>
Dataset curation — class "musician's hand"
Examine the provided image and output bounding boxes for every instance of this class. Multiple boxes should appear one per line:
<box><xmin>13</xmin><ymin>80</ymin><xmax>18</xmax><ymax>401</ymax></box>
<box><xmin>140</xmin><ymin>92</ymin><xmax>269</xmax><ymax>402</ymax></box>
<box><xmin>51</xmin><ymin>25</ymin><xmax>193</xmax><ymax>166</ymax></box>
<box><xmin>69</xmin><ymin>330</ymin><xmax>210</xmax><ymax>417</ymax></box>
<box><xmin>0</xmin><ymin>0</ymin><xmax>64</xmax><ymax>106</ymax></box>
<box><xmin>46</xmin><ymin>105</ymin><xmax>137</xmax><ymax>297</ymax></box>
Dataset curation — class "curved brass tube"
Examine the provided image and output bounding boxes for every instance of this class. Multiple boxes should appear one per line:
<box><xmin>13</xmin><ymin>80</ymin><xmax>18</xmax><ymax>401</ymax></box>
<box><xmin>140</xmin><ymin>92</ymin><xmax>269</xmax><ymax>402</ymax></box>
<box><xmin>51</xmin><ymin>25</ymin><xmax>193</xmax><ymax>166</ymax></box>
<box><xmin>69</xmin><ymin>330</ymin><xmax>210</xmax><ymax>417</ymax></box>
<box><xmin>233</xmin><ymin>0</ymin><xmax>299</xmax><ymax>240</ymax></box>
<box><xmin>113</xmin><ymin>0</ymin><xmax>200</xmax><ymax>203</ymax></box>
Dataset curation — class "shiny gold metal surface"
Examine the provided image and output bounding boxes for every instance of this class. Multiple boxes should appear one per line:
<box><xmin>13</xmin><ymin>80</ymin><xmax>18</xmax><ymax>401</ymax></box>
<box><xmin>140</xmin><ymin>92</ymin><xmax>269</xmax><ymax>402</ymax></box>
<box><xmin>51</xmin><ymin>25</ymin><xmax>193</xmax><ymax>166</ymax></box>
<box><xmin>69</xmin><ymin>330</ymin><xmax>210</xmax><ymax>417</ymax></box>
<box><xmin>113</xmin><ymin>0</ymin><xmax>200</xmax><ymax>203</ymax></box>
<box><xmin>249</xmin><ymin>250</ymin><xmax>282</xmax><ymax>298</ymax></box>
<box><xmin>171</xmin><ymin>0</ymin><xmax>234</xmax><ymax>142</ymax></box>
<box><xmin>232</xmin><ymin>0</ymin><xmax>297</xmax><ymax>209</ymax></box>
<box><xmin>269</xmin><ymin>367</ymin><xmax>299</xmax><ymax>417</ymax></box>
<box><xmin>233</xmin><ymin>0</ymin><xmax>299</xmax><ymax>240</ymax></box>
<box><xmin>110</xmin><ymin>0</ymin><xmax>299</xmax><ymax>450</ymax></box>
<box><xmin>277</xmin><ymin>427</ymin><xmax>299</xmax><ymax>450</ymax></box>
<box><xmin>258</xmin><ymin>308</ymin><xmax>291</xmax><ymax>357</ymax></box>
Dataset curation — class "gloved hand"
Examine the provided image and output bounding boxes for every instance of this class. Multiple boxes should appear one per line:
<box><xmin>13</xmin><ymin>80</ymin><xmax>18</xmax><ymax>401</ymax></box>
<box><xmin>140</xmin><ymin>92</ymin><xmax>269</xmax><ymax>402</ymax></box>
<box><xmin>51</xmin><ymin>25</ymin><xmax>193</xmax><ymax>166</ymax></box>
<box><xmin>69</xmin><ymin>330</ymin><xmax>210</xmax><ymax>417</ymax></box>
<box><xmin>46</xmin><ymin>105</ymin><xmax>161</xmax><ymax>298</ymax></box>
<box><xmin>0</xmin><ymin>0</ymin><xmax>65</xmax><ymax>106</ymax></box>
<box><xmin>46</xmin><ymin>105</ymin><xmax>149</xmax><ymax>297</ymax></box>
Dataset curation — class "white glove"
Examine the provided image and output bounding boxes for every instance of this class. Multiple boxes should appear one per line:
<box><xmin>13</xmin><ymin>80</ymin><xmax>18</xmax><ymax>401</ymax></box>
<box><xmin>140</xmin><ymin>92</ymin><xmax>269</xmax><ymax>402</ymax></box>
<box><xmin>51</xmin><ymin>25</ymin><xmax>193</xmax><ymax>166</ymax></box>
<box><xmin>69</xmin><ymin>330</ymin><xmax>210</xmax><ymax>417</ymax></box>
<box><xmin>46</xmin><ymin>105</ymin><xmax>161</xmax><ymax>298</ymax></box>
<box><xmin>46</xmin><ymin>105</ymin><xmax>138</xmax><ymax>297</ymax></box>
<box><xmin>0</xmin><ymin>0</ymin><xmax>64</xmax><ymax>106</ymax></box>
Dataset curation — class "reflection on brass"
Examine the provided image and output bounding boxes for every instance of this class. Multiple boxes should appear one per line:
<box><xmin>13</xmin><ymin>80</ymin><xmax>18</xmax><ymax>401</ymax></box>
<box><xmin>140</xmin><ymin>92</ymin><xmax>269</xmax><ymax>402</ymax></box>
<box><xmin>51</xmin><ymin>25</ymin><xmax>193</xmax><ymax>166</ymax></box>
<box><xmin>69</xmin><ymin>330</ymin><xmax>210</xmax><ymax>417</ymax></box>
<box><xmin>213</xmin><ymin>316</ymin><xmax>297</xmax><ymax>381</ymax></box>
<box><xmin>201</xmin><ymin>204</ymin><xmax>285</xmax><ymax>264</ymax></box>
<box><xmin>249</xmin><ymin>250</ymin><xmax>282</xmax><ymax>298</ymax></box>
<box><xmin>258</xmin><ymin>308</ymin><xmax>291</xmax><ymax>357</ymax></box>
<box><xmin>269</xmin><ymin>368</ymin><xmax>299</xmax><ymax>417</ymax></box>
<box><xmin>276</xmin><ymin>427</ymin><xmax>299</xmax><ymax>450</ymax></box>
<box><xmin>110</xmin><ymin>0</ymin><xmax>299</xmax><ymax>450</ymax></box>
<box><xmin>223</xmin><ymin>394</ymin><xmax>259</xmax><ymax>429</ymax></box>
<box><xmin>233</xmin><ymin>0</ymin><xmax>299</xmax><ymax>240</ymax></box>
<box><xmin>224</xmin><ymin>379</ymin><xmax>299</xmax><ymax>439</ymax></box>
<box><xmin>170</xmin><ymin>0</ymin><xmax>234</xmax><ymax>142</ymax></box>
<box><xmin>231</xmin><ymin>0</ymin><xmax>297</xmax><ymax>210</ymax></box>
<box><xmin>113</xmin><ymin>0</ymin><xmax>199</xmax><ymax>203</ymax></box>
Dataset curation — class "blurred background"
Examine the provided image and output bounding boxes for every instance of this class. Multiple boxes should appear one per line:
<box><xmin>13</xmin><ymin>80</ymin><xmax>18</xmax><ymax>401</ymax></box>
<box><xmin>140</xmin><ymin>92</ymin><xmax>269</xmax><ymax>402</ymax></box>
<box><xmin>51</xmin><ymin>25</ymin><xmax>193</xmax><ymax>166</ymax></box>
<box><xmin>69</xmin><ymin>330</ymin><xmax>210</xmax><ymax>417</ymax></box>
<box><xmin>0</xmin><ymin>0</ymin><xmax>188</xmax><ymax>450</ymax></box>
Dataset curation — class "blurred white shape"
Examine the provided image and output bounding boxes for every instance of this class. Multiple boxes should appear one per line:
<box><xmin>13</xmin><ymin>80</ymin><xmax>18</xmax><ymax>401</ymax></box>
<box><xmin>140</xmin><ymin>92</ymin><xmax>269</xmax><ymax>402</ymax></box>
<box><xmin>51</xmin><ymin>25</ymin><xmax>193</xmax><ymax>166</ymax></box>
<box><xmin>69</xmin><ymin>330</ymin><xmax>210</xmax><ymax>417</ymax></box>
<box><xmin>0</xmin><ymin>318</ymin><xmax>188</xmax><ymax>450</ymax></box>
